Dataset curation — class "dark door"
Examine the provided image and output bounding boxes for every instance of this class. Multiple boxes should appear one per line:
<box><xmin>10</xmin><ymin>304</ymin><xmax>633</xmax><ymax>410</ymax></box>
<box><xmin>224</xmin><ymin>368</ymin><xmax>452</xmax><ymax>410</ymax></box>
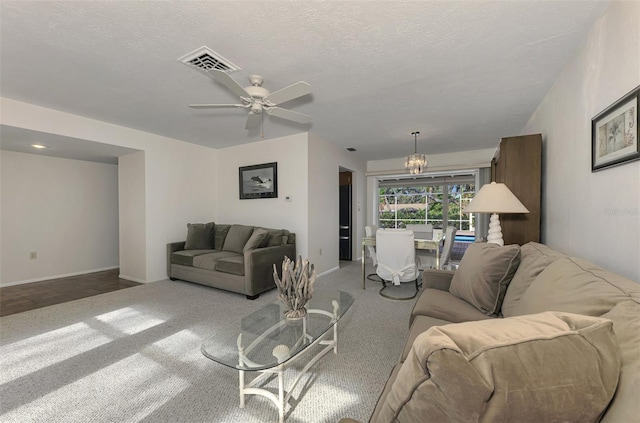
<box><xmin>339</xmin><ymin>172</ymin><xmax>352</xmax><ymax>260</ymax></box>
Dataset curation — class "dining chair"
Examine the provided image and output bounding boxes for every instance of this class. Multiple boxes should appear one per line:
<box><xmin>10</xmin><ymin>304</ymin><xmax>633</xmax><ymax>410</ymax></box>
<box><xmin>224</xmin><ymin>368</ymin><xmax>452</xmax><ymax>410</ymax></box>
<box><xmin>417</xmin><ymin>226</ymin><xmax>457</xmax><ymax>270</ymax></box>
<box><xmin>375</xmin><ymin>229</ymin><xmax>420</xmax><ymax>300</ymax></box>
<box><xmin>406</xmin><ymin>224</ymin><xmax>433</xmax><ymax>240</ymax></box>
<box><xmin>364</xmin><ymin>225</ymin><xmax>378</xmax><ymax>267</ymax></box>
<box><xmin>439</xmin><ymin>226</ymin><xmax>458</xmax><ymax>269</ymax></box>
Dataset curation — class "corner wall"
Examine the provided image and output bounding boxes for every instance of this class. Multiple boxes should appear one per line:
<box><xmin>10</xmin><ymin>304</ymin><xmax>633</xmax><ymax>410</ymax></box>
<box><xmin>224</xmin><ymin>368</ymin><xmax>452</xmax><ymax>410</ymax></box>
<box><xmin>119</xmin><ymin>151</ymin><xmax>146</xmax><ymax>282</ymax></box>
<box><xmin>1</xmin><ymin>151</ymin><xmax>119</xmax><ymax>285</ymax></box>
<box><xmin>308</xmin><ymin>133</ymin><xmax>367</xmax><ymax>273</ymax></box>
<box><xmin>522</xmin><ymin>1</ymin><xmax>640</xmax><ymax>281</ymax></box>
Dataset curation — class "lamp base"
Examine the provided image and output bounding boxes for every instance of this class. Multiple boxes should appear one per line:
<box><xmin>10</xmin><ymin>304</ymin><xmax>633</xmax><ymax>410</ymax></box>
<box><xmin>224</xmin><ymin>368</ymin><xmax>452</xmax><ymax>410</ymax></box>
<box><xmin>487</xmin><ymin>213</ymin><xmax>504</xmax><ymax>246</ymax></box>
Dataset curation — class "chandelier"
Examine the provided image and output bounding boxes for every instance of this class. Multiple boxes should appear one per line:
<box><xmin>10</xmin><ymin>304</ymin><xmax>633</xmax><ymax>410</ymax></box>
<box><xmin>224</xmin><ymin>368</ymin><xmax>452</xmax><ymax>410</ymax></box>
<box><xmin>405</xmin><ymin>131</ymin><xmax>428</xmax><ymax>175</ymax></box>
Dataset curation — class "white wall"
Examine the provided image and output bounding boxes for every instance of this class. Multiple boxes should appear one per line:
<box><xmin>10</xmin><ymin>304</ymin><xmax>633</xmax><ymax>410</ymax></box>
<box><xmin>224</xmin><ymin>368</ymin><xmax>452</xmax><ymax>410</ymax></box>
<box><xmin>522</xmin><ymin>1</ymin><xmax>640</xmax><ymax>282</ymax></box>
<box><xmin>0</xmin><ymin>97</ymin><xmax>218</xmax><ymax>282</ymax></box>
<box><xmin>215</xmin><ymin>133</ymin><xmax>310</xmax><ymax>258</ymax></box>
<box><xmin>308</xmin><ymin>133</ymin><xmax>367</xmax><ymax>273</ymax></box>
<box><xmin>1</xmin><ymin>151</ymin><xmax>119</xmax><ymax>285</ymax></box>
<box><xmin>118</xmin><ymin>151</ymin><xmax>146</xmax><ymax>282</ymax></box>
<box><xmin>215</xmin><ymin>132</ymin><xmax>366</xmax><ymax>274</ymax></box>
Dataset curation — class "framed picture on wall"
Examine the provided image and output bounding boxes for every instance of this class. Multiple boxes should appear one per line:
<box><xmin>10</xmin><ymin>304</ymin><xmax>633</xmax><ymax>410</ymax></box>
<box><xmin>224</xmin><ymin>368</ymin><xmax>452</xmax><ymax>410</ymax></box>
<box><xmin>592</xmin><ymin>86</ymin><xmax>640</xmax><ymax>172</ymax></box>
<box><xmin>239</xmin><ymin>162</ymin><xmax>278</xmax><ymax>199</ymax></box>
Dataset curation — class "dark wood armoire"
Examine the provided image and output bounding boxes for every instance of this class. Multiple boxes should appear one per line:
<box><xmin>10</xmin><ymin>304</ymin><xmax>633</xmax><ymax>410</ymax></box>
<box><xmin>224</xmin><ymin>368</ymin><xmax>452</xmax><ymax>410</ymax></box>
<box><xmin>491</xmin><ymin>134</ymin><xmax>542</xmax><ymax>246</ymax></box>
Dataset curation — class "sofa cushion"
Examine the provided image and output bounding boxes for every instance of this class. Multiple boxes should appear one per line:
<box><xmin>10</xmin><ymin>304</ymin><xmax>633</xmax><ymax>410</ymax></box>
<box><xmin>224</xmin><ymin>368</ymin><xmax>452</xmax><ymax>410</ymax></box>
<box><xmin>410</xmin><ymin>289</ymin><xmax>494</xmax><ymax>326</ymax></box>
<box><xmin>171</xmin><ymin>249</ymin><xmax>217</xmax><ymax>266</ymax></box>
<box><xmin>215</xmin><ymin>256</ymin><xmax>245</xmax><ymax>276</ymax></box>
<box><xmin>511</xmin><ymin>256</ymin><xmax>640</xmax><ymax>317</ymax></box>
<box><xmin>449</xmin><ymin>243</ymin><xmax>521</xmax><ymax>316</ymax></box>
<box><xmin>243</xmin><ymin>228</ymin><xmax>270</xmax><ymax>252</ymax></box>
<box><xmin>192</xmin><ymin>251</ymin><xmax>242</xmax><ymax>271</ymax></box>
<box><xmin>184</xmin><ymin>222</ymin><xmax>215</xmax><ymax>250</ymax></box>
<box><xmin>502</xmin><ymin>242</ymin><xmax>566</xmax><ymax>317</ymax></box>
<box><xmin>222</xmin><ymin>225</ymin><xmax>254</xmax><ymax>254</ymax></box>
<box><xmin>600</xmin><ymin>300</ymin><xmax>640</xmax><ymax>423</ymax></box>
<box><xmin>214</xmin><ymin>224</ymin><xmax>231</xmax><ymax>250</ymax></box>
<box><xmin>374</xmin><ymin>311</ymin><xmax>620</xmax><ymax>423</ymax></box>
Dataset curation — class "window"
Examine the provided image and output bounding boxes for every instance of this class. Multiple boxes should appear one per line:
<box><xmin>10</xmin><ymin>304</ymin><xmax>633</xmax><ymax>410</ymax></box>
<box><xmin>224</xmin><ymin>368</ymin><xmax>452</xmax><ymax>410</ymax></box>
<box><xmin>378</xmin><ymin>175</ymin><xmax>476</xmax><ymax>232</ymax></box>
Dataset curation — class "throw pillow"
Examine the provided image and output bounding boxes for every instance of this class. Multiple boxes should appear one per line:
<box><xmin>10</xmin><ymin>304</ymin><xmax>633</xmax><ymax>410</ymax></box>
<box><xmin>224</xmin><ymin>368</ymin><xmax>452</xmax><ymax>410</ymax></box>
<box><xmin>214</xmin><ymin>224</ymin><xmax>231</xmax><ymax>249</ymax></box>
<box><xmin>501</xmin><ymin>242</ymin><xmax>566</xmax><ymax>317</ymax></box>
<box><xmin>510</xmin><ymin>256</ymin><xmax>635</xmax><ymax>317</ymax></box>
<box><xmin>375</xmin><ymin>311</ymin><xmax>620</xmax><ymax>423</ymax></box>
<box><xmin>243</xmin><ymin>228</ymin><xmax>270</xmax><ymax>252</ymax></box>
<box><xmin>449</xmin><ymin>242</ymin><xmax>520</xmax><ymax>316</ymax></box>
<box><xmin>265</xmin><ymin>229</ymin><xmax>286</xmax><ymax>247</ymax></box>
<box><xmin>184</xmin><ymin>222</ymin><xmax>215</xmax><ymax>250</ymax></box>
<box><xmin>222</xmin><ymin>225</ymin><xmax>255</xmax><ymax>254</ymax></box>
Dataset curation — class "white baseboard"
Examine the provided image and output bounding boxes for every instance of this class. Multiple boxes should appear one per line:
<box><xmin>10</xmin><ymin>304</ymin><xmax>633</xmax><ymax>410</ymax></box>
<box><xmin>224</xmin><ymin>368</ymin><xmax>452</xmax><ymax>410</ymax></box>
<box><xmin>1</xmin><ymin>266</ymin><xmax>120</xmax><ymax>287</ymax></box>
<box><xmin>317</xmin><ymin>266</ymin><xmax>340</xmax><ymax>278</ymax></box>
<box><xmin>118</xmin><ymin>274</ymin><xmax>149</xmax><ymax>284</ymax></box>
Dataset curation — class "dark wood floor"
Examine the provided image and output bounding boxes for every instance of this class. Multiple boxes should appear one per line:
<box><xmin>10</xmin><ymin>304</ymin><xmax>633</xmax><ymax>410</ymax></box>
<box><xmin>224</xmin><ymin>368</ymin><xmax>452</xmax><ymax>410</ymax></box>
<box><xmin>0</xmin><ymin>269</ymin><xmax>141</xmax><ymax>317</ymax></box>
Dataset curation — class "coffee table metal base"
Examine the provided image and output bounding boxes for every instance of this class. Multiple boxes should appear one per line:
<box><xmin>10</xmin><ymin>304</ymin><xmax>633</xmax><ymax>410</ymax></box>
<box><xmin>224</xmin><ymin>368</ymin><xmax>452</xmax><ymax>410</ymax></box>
<box><xmin>236</xmin><ymin>302</ymin><xmax>340</xmax><ymax>423</ymax></box>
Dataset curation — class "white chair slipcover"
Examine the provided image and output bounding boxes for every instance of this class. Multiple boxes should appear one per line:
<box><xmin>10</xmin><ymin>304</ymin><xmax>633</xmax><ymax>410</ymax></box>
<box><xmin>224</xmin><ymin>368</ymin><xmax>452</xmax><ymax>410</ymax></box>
<box><xmin>376</xmin><ymin>229</ymin><xmax>419</xmax><ymax>285</ymax></box>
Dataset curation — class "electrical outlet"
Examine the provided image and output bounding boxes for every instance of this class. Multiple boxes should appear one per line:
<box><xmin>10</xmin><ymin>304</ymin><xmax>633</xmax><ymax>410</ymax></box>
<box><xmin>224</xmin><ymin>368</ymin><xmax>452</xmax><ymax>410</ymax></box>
<box><xmin>29</xmin><ymin>251</ymin><xmax>37</xmax><ymax>260</ymax></box>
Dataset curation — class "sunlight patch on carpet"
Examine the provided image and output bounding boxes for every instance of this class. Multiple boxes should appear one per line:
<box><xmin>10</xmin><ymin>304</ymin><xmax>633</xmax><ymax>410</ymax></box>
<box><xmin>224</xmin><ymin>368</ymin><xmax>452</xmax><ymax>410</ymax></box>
<box><xmin>150</xmin><ymin>328</ymin><xmax>207</xmax><ymax>367</ymax></box>
<box><xmin>1</xmin><ymin>353</ymin><xmax>190</xmax><ymax>422</ymax></box>
<box><xmin>0</xmin><ymin>322</ymin><xmax>111</xmax><ymax>384</ymax></box>
<box><xmin>95</xmin><ymin>307</ymin><xmax>165</xmax><ymax>335</ymax></box>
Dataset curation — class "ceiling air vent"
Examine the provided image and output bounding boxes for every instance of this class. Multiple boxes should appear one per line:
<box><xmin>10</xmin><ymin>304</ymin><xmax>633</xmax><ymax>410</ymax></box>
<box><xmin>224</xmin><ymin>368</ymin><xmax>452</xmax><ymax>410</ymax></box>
<box><xmin>178</xmin><ymin>46</ymin><xmax>240</xmax><ymax>75</ymax></box>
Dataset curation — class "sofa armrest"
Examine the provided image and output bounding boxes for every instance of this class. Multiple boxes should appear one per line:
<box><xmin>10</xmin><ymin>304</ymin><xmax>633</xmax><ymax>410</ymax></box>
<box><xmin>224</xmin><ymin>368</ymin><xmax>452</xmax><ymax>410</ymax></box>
<box><xmin>422</xmin><ymin>269</ymin><xmax>455</xmax><ymax>291</ymax></box>
<box><xmin>167</xmin><ymin>241</ymin><xmax>186</xmax><ymax>277</ymax></box>
<box><xmin>244</xmin><ymin>244</ymin><xmax>296</xmax><ymax>296</ymax></box>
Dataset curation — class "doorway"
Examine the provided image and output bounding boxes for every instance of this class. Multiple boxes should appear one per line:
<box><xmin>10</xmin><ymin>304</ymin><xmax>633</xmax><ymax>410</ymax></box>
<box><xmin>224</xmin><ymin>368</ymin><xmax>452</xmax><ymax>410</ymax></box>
<box><xmin>339</xmin><ymin>170</ymin><xmax>353</xmax><ymax>261</ymax></box>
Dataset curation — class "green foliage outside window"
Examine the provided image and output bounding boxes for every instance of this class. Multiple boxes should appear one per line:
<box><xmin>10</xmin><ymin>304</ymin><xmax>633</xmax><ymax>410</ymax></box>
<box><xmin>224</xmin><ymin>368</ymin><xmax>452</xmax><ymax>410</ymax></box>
<box><xmin>379</xmin><ymin>183</ymin><xmax>475</xmax><ymax>230</ymax></box>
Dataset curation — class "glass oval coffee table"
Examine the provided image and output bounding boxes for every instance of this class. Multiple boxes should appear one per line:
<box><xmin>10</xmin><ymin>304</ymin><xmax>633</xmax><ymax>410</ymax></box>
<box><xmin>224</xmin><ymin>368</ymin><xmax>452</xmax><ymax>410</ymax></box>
<box><xmin>201</xmin><ymin>289</ymin><xmax>354</xmax><ymax>423</ymax></box>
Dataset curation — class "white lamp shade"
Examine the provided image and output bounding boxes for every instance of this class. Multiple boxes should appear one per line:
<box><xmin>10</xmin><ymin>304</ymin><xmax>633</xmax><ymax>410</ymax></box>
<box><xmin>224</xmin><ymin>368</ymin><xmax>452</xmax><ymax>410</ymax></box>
<box><xmin>463</xmin><ymin>182</ymin><xmax>529</xmax><ymax>214</ymax></box>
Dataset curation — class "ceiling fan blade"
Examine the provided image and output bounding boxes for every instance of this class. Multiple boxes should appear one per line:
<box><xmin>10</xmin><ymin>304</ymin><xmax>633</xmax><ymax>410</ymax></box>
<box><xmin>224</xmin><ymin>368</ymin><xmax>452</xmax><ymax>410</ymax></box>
<box><xmin>188</xmin><ymin>103</ymin><xmax>247</xmax><ymax>109</ymax></box>
<box><xmin>207</xmin><ymin>69</ymin><xmax>252</xmax><ymax>99</ymax></box>
<box><xmin>245</xmin><ymin>112</ymin><xmax>261</xmax><ymax>129</ymax></box>
<box><xmin>265</xmin><ymin>107</ymin><xmax>311</xmax><ymax>124</ymax></box>
<box><xmin>264</xmin><ymin>81</ymin><xmax>311</xmax><ymax>105</ymax></box>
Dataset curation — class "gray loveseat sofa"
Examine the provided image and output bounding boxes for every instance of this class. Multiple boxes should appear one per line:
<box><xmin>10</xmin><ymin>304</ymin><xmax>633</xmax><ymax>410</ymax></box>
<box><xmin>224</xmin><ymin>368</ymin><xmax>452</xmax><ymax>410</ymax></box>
<box><xmin>342</xmin><ymin>242</ymin><xmax>639</xmax><ymax>423</ymax></box>
<box><xmin>167</xmin><ymin>223</ymin><xmax>295</xmax><ymax>299</ymax></box>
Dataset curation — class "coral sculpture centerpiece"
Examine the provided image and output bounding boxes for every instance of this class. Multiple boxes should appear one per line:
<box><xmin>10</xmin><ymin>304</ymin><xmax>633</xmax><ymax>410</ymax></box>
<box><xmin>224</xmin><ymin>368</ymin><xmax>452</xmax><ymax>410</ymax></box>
<box><xmin>273</xmin><ymin>255</ymin><xmax>316</xmax><ymax>319</ymax></box>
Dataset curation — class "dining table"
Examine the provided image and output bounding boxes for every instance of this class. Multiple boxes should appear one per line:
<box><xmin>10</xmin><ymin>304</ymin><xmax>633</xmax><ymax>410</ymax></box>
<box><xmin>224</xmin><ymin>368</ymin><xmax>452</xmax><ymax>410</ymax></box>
<box><xmin>361</xmin><ymin>235</ymin><xmax>443</xmax><ymax>289</ymax></box>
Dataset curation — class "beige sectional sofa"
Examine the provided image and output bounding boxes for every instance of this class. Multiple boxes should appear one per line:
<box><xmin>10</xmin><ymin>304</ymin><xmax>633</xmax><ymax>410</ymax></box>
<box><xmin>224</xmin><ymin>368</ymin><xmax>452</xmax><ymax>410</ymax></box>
<box><xmin>167</xmin><ymin>223</ymin><xmax>295</xmax><ymax>299</ymax></box>
<box><xmin>343</xmin><ymin>242</ymin><xmax>639</xmax><ymax>423</ymax></box>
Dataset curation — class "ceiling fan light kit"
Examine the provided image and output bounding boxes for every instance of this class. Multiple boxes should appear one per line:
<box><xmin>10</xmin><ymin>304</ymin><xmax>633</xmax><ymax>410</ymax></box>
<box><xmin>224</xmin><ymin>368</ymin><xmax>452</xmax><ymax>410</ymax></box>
<box><xmin>185</xmin><ymin>63</ymin><xmax>312</xmax><ymax>132</ymax></box>
<box><xmin>405</xmin><ymin>131</ymin><xmax>428</xmax><ymax>175</ymax></box>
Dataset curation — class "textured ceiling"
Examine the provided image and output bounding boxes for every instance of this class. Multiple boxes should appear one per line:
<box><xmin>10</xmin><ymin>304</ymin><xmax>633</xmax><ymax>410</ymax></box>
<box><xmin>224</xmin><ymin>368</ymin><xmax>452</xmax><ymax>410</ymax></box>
<box><xmin>0</xmin><ymin>1</ymin><xmax>609</xmax><ymax>162</ymax></box>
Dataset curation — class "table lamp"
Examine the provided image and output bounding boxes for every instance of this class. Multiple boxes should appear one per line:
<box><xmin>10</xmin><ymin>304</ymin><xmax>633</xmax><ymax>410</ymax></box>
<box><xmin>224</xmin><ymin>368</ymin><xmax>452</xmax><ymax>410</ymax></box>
<box><xmin>463</xmin><ymin>182</ymin><xmax>529</xmax><ymax>246</ymax></box>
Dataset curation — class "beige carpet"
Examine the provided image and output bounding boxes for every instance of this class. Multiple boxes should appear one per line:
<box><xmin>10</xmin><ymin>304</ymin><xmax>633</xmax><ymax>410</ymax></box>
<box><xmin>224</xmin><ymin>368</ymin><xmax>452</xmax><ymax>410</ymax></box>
<box><xmin>0</xmin><ymin>261</ymin><xmax>417</xmax><ymax>423</ymax></box>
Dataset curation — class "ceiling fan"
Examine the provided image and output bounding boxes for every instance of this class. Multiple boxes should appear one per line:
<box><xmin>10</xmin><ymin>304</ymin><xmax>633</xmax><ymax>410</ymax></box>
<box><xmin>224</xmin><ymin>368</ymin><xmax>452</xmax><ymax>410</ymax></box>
<box><xmin>189</xmin><ymin>69</ymin><xmax>312</xmax><ymax>130</ymax></box>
